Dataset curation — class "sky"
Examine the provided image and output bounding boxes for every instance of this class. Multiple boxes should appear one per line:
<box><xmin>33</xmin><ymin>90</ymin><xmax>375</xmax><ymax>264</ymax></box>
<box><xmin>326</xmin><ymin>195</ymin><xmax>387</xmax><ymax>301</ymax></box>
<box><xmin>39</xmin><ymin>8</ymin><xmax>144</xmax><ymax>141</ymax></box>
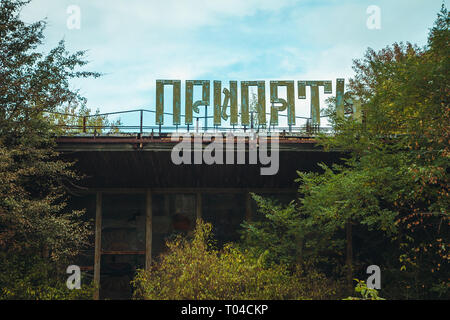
<box><xmin>20</xmin><ymin>0</ymin><xmax>445</xmax><ymax>128</ymax></box>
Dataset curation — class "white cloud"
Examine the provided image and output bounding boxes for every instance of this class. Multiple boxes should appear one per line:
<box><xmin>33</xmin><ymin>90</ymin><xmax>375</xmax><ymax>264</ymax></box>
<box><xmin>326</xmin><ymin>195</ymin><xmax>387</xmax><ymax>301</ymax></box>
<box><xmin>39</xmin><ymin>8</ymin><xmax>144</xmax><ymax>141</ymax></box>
<box><xmin>18</xmin><ymin>0</ymin><xmax>443</xmax><ymax>116</ymax></box>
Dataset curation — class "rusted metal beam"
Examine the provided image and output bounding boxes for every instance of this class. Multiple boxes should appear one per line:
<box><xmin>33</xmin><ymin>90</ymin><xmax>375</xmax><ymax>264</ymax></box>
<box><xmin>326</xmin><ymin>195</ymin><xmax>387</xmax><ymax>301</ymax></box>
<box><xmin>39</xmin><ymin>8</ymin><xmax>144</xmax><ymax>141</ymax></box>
<box><xmin>55</xmin><ymin>136</ymin><xmax>319</xmax><ymax>144</ymax></box>
<box><xmin>84</xmin><ymin>188</ymin><xmax>297</xmax><ymax>195</ymax></box>
<box><xmin>145</xmin><ymin>189</ymin><xmax>152</xmax><ymax>271</ymax></box>
<box><xmin>101</xmin><ymin>251</ymin><xmax>145</xmax><ymax>255</ymax></box>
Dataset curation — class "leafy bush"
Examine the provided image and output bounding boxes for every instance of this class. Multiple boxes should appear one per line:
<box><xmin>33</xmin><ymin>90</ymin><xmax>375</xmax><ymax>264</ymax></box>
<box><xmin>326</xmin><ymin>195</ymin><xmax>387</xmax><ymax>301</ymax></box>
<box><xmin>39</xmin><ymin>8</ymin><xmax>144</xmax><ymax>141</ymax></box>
<box><xmin>0</xmin><ymin>253</ymin><xmax>94</xmax><ymax>300</ymax></box>
<box><xmin>132</xmin><ymin>221</ymin><xmax>339</xmax><ymax>300</ymax></box>
<box><xmin>344</xmin><ymin>279</ymin><xmax>384</xmax><ymax>300</ymax></box>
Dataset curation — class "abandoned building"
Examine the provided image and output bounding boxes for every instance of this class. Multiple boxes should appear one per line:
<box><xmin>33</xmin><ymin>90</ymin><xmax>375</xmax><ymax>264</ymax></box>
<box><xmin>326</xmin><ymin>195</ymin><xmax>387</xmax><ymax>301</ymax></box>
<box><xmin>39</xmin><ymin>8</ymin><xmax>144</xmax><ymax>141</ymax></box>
<box><xmin>56</xmin><ymin>79</ymin><xmax>354</xmax><ymax>299</ymax></box>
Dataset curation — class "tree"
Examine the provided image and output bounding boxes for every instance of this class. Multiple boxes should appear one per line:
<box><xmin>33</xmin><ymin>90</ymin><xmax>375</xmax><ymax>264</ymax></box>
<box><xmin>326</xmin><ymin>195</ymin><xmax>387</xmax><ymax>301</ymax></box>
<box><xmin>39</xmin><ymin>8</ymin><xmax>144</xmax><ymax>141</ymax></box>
<box><xmin>320</xmin><ymin>5</ymin><xmax>449</xmax><ymax>298</ymax></box>
<box><xmin>241</xmin><ymin>194</ymin><xmax>304</xmax><ymax>267</ymax></box>
<box><xmin>243</xmin><ymin>5</ymin><xmax>449</xmax><ymax>299</ymax></box>
<box><xmin>0</xmin><ymin>0</ymin><xmax>99</xmax><ymax>298</ymax></box>
<box><xmin>46</xmin><ymin>104</ymin><xmax>122</xmax><ymax>135</ymax></box>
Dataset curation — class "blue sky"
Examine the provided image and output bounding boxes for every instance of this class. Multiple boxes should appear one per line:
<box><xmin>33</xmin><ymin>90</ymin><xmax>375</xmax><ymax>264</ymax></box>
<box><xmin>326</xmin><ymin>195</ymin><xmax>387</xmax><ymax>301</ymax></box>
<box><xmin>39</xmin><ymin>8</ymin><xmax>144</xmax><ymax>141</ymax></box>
<box><xmin>21</xmin><ymin>0</ymin><xmax>445</xmax><ymax>127</ymax></box>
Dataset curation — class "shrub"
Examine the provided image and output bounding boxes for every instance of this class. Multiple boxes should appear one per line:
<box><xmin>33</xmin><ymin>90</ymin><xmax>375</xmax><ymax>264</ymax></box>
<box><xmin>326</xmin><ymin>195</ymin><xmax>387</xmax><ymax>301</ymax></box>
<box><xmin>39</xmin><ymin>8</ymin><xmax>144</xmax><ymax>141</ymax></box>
<box><xmin>343</xmin><ymin>279</ymin><xmax>384</xmax><ymax>300</ymax></box>
<box><xmin>0</xmin><ymin>253</ymin><xmax>94</xmax><ymax>300</ymax></box>
<box><xmin>132</xmin><ymin>221</ymin><xmax>339</xmax><ymax>300</ymax></box>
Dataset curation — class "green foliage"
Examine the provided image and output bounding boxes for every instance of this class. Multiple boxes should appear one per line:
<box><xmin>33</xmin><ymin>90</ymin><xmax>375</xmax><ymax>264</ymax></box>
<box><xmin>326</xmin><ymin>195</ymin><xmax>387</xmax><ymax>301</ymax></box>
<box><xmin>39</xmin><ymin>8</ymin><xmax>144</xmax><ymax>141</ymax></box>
<box><xmin>241</xmin><ymin>6</ymin><xmax>449</xmax><ymax>299</ymax></box>
<box><xmin>46</xmin><ymin>104</ymin><xmax>122</xmax><ymax>135</ymax></box>
<box><xmin>0</xmin><ymin>1</ymin><xmax>101</xmax><ymax>145</ymax></box>
<box><xmin>0</xmin><ymin>0</ymin><xmax>94</xmax><ymax>258</ymax></box>
<box><xmin>314</xmin><ymin>6</ymin><xmax>448</xmax><ymax>299</ymax></box>
<box><xmin>132</xmin><ymin>221</ymin><xmax>339</xmax><ymax>300</ymax></box>
<box><xmin>0</xmin><ymin>142</ymin><xmax>92</xmax><ymax>258</ymax></box>
<box><xmin>0</xmin><ymin>0</ymin><xmax>97</xmax><ymax>299</ymax></box>
<box><xmin>318</xmin><ymin>5</ymin><xmax>449</xmax><ymax>299</ymax></box>
<box><xmin>0</xmin><ymin>253</ymin><xmax>94</xmax><ymax>300</ymax></box>
<box><xmin>343</xmin><ymin>279</ymin><xmax>384</xmax><ymax>300</ymax></box>
<box><xmin>241</xmin><ymin>194</ymin><xmax>303</xmax><ymax>266</ymax></box>
<box><xmin>298</xmin><ymin>160</ymin><xmax>403</xmax><ymax>235</ymax></box>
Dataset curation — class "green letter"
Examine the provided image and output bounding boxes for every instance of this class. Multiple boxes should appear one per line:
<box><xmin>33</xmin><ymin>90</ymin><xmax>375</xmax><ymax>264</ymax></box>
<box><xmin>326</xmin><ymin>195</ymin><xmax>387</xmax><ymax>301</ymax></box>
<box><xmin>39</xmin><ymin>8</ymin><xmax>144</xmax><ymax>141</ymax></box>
<box><xmin>156</xmin><ymin>80</ymin><xmax>181</xmax><ymax>125</ymax></box>
<box><xmin>298</xmin><ymin>80</ymin><xmax>332</xmax><ymax>125</ymax></box>
<box><xmin>213</xmin><ymin>81</ymin><xmax>238</xmax><ymax>126</ymax></box>
<box><xmin>270</xmin><ymin>81</ymin><xmax>295</xmax><ymax>125</ymax></box>
<box><xmin>186</xmin><ymin>80</ymin><xmax>210</xmax><ymax>125</ymax></box>
<box><xmin>241</xmin><ymin>81</ymin><xmax>266</xmax><ymax>126</ymax></box>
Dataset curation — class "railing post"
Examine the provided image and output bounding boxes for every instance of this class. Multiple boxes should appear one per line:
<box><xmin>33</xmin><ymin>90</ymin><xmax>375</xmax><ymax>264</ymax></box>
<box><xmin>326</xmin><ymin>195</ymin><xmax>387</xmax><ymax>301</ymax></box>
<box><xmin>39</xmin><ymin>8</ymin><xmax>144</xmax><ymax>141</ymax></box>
<box><xmin>93</xmin><ymin>192</ymin><xmax>102</xmax><ymax>300</ymax></box>
<box><xmin>204</xmin><ymin>106</ymin><xmax>208</xmax><ymax>132</ymax></box>
<box><xmin>145</xmin><ymin>190</ymin><xmax>152</xmax><ymax>271</ymax></box>
<box><xmin>140</xmin><ymin>110</ymin><xmax>143</xmax><ymax>136</ymax></box>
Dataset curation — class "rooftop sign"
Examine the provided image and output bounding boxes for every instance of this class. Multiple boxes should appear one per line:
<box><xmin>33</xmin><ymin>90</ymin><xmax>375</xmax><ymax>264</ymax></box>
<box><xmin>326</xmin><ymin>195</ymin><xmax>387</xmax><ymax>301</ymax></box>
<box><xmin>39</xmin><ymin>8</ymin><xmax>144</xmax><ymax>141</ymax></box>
<box><xmin>156</xmin><ymin>79</ymin><xmax>347</xmax><ymax>126</ymax></box>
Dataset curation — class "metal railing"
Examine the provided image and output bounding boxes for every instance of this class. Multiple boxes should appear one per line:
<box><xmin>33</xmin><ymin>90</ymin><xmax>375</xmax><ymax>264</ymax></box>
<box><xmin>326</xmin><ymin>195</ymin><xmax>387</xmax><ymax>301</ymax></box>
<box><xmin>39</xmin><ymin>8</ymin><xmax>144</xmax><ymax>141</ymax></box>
<box><xmin>45</xmin><ymin>108</ymin><xmax>333</xmax><ymax>136</ymax></box>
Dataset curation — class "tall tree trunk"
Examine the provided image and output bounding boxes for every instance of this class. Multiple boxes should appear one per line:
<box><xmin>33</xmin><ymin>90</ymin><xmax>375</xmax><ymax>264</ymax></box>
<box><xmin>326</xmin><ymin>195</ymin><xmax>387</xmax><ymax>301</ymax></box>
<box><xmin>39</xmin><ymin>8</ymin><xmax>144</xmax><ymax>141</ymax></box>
<box><xmin>346</xmin><ymin>221</ymin><xmax>353</xmax><ymax>294</ymax></box>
